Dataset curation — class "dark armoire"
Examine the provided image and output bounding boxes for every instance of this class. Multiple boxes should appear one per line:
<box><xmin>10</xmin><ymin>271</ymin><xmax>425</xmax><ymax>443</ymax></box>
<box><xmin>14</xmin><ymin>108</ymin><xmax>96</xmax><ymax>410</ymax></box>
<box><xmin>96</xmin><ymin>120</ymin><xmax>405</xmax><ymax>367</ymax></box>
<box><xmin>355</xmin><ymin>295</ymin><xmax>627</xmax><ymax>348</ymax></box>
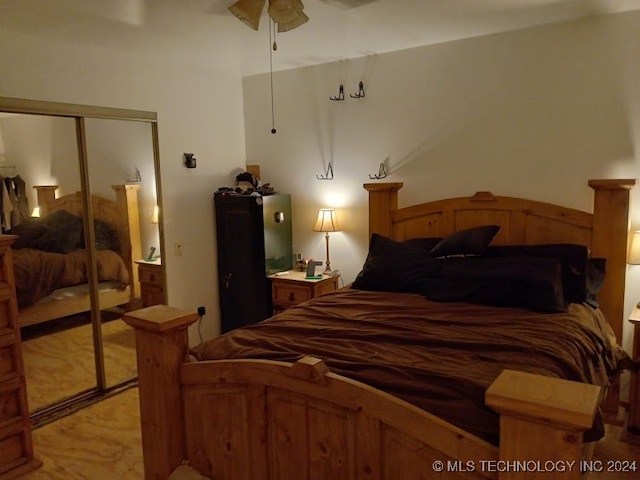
<box><xmin>214</xmin><ymin>193</ymin><xmax>292</xmax><ymax>333</ymax></box>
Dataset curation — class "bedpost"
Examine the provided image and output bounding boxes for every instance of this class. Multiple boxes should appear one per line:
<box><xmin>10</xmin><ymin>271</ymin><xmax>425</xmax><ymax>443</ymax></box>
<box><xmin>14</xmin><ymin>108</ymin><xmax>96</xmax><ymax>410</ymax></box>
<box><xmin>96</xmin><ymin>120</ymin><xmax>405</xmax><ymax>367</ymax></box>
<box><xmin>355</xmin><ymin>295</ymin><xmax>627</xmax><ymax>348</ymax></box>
<box><xmin>486</xmin><ymin>370</ymin><xmax>601</xmax><ymax>480</ymax></box>
<box><xmin>32</xmin><ymin>185</ymin><xmax>58</xmax><ymax>217</ymax></box>
<box><xmin>588</xmin><ymin>179</ymin><xmax>635</xmax><ymax>419</ymax></box>
<box><xmin>588</xmin><ymin>179</ymin><xmax>635</xmax><ymax>343</ymax></box>
<box><xmin>363</xmin><ymin>182</ymin><xmax>404</xmax><ymax>238</ymax></box>
<box><xmin>112</xmin><ymin>184</ymin><xmax>142</xmax><ymax>299</ymax></box>
<box><xmin>123</xmin><ymin>305</ymin><xmax>199</xmax><ymax>480</ymax></box>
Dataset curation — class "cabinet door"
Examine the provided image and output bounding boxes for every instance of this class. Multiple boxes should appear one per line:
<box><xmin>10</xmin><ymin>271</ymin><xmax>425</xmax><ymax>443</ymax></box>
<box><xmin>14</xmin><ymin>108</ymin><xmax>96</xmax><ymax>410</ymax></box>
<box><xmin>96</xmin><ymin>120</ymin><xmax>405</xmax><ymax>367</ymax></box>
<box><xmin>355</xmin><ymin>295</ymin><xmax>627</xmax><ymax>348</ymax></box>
<box><xmin>215</xmin><ymin>196</ymin><xmax>271</xmax><ymax>332</ymax></box>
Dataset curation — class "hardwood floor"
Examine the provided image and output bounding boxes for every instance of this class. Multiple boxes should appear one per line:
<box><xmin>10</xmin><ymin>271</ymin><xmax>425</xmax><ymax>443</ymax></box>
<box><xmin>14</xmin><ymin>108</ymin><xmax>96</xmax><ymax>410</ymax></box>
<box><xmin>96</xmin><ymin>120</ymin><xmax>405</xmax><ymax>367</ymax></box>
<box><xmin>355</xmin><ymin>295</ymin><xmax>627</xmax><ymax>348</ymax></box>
<box><xmin>20</xmin><ymin>387</ymin><xmax>143</xmax><ymax>480</ymax></box>
<box><xmin>21</xmin><ymin>313</ymin><xmax>137</xmax><ymax>412</ymax></box>
<box><xmin>15</xmin><ymin>387</ymin><xmax>640</xmax><ymax>479</ymax></box>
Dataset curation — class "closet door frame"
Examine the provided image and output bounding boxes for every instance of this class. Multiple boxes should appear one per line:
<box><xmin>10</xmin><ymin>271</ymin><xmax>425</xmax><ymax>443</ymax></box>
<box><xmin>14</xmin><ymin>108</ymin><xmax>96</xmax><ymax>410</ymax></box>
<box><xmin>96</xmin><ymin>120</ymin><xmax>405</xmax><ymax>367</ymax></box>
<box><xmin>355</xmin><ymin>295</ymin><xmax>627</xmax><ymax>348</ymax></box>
<box><xmin>0</xmin><ymin>95</ymin><xmax>164</xmax><ymax>423</ymax></box>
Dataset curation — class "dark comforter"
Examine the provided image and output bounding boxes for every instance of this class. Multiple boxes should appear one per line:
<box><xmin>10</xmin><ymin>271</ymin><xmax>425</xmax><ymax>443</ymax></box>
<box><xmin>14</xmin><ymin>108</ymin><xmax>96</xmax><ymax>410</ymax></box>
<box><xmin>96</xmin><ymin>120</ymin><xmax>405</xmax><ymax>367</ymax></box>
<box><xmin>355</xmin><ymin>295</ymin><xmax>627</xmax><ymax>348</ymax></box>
<box><xmin>192</xmin><ymin>288</ymin><xmax>625</xmax><ymax>446</ymax></box>
<box><xmin>12</xmin><ymin>248</ymin><xmax>130</xmax><ymax>308</ymax></box>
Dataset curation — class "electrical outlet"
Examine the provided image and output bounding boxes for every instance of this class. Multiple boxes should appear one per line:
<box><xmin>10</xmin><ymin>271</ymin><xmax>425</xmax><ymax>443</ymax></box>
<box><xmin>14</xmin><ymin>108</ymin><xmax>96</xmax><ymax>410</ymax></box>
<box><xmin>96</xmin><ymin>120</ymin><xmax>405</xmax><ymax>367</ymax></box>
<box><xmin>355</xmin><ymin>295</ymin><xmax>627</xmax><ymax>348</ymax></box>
<box><xmin>175</xmin><ymin>241</ymin><xmax>183</xmax><ymax>256</ymax></box>
<box><xmin>197</xmin><ymin>306</ymin><xmax>206</xmax><ymax>316</ymax></box>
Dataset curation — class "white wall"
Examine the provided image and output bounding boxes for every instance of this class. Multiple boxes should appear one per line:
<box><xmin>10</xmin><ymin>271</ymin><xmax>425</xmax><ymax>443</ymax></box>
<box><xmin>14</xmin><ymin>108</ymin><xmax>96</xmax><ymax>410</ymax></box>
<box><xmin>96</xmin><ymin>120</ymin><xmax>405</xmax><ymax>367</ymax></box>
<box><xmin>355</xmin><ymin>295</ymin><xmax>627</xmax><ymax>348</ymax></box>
<box><xmin>0</xmin><ymin>31</ymin><xmax>248</xmax><ymax>342</ymax></box>
<box><xmin>243</xmin><ymin>12</ymin><xmax>640</xmax><ymax>354</ymax></box>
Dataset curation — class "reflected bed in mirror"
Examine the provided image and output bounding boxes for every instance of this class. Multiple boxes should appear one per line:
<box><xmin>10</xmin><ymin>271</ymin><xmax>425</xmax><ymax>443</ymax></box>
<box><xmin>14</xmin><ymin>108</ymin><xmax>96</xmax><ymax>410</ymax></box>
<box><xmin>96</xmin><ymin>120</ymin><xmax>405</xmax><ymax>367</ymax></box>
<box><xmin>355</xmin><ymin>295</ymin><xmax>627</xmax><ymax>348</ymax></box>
<box><xmin>8</xmin><ymin>184</ymin><xmax>142</xmax><ymax>327</ymax></box>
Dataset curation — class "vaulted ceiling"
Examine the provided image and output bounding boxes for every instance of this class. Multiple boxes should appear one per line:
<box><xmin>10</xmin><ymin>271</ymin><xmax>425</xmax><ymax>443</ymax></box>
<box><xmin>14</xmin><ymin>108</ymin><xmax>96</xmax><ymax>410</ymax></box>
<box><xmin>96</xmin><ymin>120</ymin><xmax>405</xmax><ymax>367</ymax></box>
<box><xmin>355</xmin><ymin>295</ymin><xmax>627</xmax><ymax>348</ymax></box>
<box><xmin>2</xmin><ymin>0</ymin><xmax>640</xmax><ymax>76</ymax></box>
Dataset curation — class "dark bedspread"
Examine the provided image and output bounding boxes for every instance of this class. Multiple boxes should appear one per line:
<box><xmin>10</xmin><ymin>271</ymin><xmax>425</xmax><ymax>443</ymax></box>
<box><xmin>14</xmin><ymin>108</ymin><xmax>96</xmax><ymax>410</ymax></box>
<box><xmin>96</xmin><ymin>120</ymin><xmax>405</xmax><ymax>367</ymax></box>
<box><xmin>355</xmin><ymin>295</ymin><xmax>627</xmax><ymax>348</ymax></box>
<box><xmin>12</xmin><ymin>248</ymin><xmax>130</xmax><ymax>308</ymax></box>
<box><xmin>192</xmin><ymin>288</ymin><xmax>624</xmax><ymax>446</ymax></box>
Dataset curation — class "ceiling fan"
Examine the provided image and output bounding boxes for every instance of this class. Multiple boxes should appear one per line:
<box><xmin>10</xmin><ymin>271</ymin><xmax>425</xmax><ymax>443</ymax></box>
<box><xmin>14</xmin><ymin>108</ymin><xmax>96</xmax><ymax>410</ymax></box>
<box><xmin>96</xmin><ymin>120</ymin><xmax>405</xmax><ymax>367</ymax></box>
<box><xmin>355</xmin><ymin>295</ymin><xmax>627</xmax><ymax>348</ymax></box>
<box><xmin>228</xmin><ymin>0</ymin><xmax>309</xmax><ymax>32</ymax></box>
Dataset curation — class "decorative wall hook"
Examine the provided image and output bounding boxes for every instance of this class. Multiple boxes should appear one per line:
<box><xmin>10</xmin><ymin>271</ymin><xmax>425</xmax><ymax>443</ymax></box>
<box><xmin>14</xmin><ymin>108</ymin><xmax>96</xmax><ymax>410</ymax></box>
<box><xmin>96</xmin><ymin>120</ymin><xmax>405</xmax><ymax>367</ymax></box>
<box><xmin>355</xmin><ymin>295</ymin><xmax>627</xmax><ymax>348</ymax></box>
<box><xmin>369</xmin><ymin>162</ymin><xmax>387</xmax><ymax>180</ymax></box>
<box><xmin>330</xmin><ymin>85</ymin><xmax>345</xmax><ymax>101</ymax></box>
<box><xmin>126</xmin><ymin>167</ymin><xmax>142</xmax><ymax>183</ymax></box>
<box><xmin>350</xmin><ymin>81</ymin><xmax>366</xmax><ymax>99</ymax></box>
<box><xmin>316</xmin><ymin>163</ymin><xmax>334</xmax><ymax>180</ymax></box>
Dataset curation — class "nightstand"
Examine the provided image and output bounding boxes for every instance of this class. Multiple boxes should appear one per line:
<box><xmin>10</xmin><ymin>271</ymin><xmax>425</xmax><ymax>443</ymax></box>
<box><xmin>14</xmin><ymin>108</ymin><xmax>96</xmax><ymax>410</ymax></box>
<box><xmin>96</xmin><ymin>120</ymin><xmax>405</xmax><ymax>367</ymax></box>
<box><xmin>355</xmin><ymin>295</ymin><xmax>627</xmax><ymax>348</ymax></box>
<box><xmin>136</xmin><ymin>258</ymin><xmax>165</xmax><ymax>307</ymax></box>
<box><xmin>628</xmin><ymin>306</ymin><xmax>640</xmax><ymax>443</ymax></box>
<box><xmin>268</xmin><ymin>270</ymin><xmax>340</xmax><ymax>314</ymax></box>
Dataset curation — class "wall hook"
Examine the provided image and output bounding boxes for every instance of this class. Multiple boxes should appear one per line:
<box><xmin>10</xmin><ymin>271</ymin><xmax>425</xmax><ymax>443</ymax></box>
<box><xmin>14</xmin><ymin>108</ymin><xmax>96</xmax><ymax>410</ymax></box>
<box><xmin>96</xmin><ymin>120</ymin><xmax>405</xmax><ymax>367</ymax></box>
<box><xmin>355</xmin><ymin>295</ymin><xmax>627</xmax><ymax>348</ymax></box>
<box><xmin>316</xmin><ymin>162</ymin><xmax>334</xmax><ymax>180</ymax></box>
<box><xmin>126</xmin><ymin>167</ymin><xmax>142</xmax><ymax>183</ymax></box>
<box><xmin>350</xmin><ymin>81</ymin><xmax>366</xmax><ymax>99</ymax></box>
<box><xmin>369</xmin><ymin>162</ymin><xmax>387</xmax><ymax>180</ymax></box>
<box><xmin>330</xmin><ymin>85</ymin><xmax>345</xmax><ymax>101</ymax></box>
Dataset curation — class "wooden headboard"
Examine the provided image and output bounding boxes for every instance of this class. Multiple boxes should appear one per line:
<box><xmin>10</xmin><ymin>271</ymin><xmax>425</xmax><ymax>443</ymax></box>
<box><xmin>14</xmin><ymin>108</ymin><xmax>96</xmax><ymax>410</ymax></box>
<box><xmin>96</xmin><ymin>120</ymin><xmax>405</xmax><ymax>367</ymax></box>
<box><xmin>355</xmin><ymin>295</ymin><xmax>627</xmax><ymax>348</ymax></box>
<box><xmin>33</xmin><ymin>184</ymin><xmax>143</xmax><ymax>298</ymax></box>
<box><xmin>364</xmin><ymin>179</ymin><xmax>635</xmax><ymax>344</ymax></box>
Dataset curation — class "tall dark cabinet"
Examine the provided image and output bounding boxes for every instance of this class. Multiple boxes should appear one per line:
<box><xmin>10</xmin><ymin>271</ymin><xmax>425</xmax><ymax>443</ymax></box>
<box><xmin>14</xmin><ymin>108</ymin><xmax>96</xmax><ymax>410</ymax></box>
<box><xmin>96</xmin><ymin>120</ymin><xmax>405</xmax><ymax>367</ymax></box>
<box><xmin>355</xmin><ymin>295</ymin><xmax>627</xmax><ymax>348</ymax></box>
<box><xmin>214</xmin><ymin>193</ymin><xmax>292</xmax><ymax>333</ymax></box>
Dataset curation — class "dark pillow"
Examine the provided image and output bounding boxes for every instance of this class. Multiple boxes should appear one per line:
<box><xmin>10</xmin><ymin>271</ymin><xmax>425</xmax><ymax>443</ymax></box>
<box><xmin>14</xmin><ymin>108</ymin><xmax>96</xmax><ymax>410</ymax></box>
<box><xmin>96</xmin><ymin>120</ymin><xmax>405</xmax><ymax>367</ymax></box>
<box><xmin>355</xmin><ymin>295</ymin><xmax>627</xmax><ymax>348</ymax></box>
<box><xmin>91</xmin><ymin>219</ymin><xmax>121</xmax><ymax>252</ymax></box>
<box><xmin>429</xmin><ymin>225</ymin><xmax>500</xmax><ymax>258</ymax></box>
<box><xmin>484</xmin><ymin>244</ymin><xmax>589</xmax><ymax>305</ymax></box>
<box><xmin>7</xmin><ymin>219</ymin><xmax>48</xmax><ymax>249</ymax></box>
<box><xmin>585</xmin><ymin>258</ymin><xmax>606</xmax><ymax>308</ymax></box>
<box><xmin>30</xmin><ymin>210</ymin><xmax>84</xmax><ymax>254</ymax></box>
<box><xmin>39</xmin><ymin>209</ymin><xmax>80</xmax><ymax>227</ymax></box>
<box><xmin>352</xmin><ymin>234</ymin><xmax>442</xmax><ymax>293</ymax></box>
<box><xmin>403</xmin><ymin>237</ymin><xmax>443</xmax><ymax>252</ymax></box>
<box><xmin>421</xmin><ymin>256</ymin><xmax>567</xmax><ymax>313</ymax></box>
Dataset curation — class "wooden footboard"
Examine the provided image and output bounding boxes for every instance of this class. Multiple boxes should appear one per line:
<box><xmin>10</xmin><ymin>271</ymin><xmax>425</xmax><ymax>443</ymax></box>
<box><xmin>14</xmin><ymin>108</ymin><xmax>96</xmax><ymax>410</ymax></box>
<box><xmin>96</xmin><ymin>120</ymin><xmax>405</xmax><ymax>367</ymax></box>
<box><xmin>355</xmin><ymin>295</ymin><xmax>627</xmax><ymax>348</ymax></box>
<box><xmin>124</xmin><ymin>306</ymin><xmax>601</xmax><ymax>480</ymax></box>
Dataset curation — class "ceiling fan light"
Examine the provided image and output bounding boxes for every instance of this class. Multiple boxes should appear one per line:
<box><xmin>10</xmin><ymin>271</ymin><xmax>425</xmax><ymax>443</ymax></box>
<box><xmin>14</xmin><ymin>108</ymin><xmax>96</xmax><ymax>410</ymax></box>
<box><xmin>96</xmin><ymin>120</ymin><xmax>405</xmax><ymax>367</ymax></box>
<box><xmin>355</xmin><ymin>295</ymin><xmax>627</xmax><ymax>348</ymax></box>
<box><xmin>228</xmin><ymin>0</ymin><xmax>265</xmax><ymax>31</ymax></box>
<box><xmin>268</xmin><ymin>0</ymin><xmax>305</xmax><ymax>25</ymax></box>
<box><xmin>277</xmin><ymin>10</ymin><xmax>309</xmax><ymax>32</ymax></box>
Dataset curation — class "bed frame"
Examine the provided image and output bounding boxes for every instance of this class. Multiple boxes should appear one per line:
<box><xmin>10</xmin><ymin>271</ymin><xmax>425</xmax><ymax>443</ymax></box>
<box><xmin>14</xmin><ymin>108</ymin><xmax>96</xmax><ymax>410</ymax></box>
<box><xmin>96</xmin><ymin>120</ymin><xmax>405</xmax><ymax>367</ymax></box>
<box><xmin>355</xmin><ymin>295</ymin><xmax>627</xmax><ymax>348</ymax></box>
<box><xmin>124</xmin><ymin>179</ymin><xmax>635</xmax><ymax>480</ymax></box>
<box><xmin>17</xmin><ymin>184</ymin><xmax>142</xmax><ymax>327</ymax></box>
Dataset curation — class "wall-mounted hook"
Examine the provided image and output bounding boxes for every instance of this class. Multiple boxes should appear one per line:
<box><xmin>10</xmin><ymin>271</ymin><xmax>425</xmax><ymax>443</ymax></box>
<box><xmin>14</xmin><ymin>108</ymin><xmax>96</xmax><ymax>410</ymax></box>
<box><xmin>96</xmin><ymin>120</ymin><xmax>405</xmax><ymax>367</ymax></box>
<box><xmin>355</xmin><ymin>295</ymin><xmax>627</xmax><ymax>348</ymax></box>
<box><xmin>126</xmin><ymin>167</ymin><xmax>142</xmax><ymax>183</ymax></box>
<box><xmin>350</xmin><ymin>81</ymin><xmax>366</xmax><ymax>99</ymax></box>
<box><xmin>330</xmin><ymin>85</ymin><xmax>345</xmax><ymax>101</ymax></box>
<box><xmin>369</xmin><ymin>162</ymin><xmax>387</xmax><ymax>180</ymax></box>
<box><xmin>316</xmin><ymin>162</ymin><xmax>334</xmax><ymax>180</ymax></box>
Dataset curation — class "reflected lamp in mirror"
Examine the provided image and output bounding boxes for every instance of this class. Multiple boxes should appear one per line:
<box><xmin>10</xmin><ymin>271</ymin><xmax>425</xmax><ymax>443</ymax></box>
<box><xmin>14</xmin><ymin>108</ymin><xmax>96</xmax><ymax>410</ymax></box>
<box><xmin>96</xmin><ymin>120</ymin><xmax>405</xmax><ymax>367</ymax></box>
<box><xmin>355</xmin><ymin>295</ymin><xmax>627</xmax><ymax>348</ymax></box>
<box><xmin>31</xmin><ymin>206</ymin><xmax>40</xmax><ymax>218</ymax></box>
<box><xmin>151</xmin><ymin>205</ymin><xmax>159</xmax><ymax>224</ymax></box>
<box><xmin>313</xmin><ymin>208</ymin><xmax>341</xmax><ymax>274</ymax></box>
<box><xmin>629</xmin><ymin>230</ymin><xmax>640</xmax><ymax>264</ymax></box>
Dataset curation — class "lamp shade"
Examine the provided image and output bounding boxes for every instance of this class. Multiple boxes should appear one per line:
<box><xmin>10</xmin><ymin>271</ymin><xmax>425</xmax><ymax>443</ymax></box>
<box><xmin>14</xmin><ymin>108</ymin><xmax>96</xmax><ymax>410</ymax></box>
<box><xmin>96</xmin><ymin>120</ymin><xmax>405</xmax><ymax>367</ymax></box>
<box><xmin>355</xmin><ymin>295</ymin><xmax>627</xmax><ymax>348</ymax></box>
<box><xmin>228</xmin><ymin>0</ymin><xmax>265</xmax><ymax>31</ymax></box>
<box><xmin>269</xmin><ymin>0</ymin><xmax>308</xmax><ymax>32</ymax></box>
<box><xmin>313</xmin><ymin>208</ymin><xmax>340</xmax><ymax>233</ymax></box>
<box><xmin>629</xmin><ymin>230</ymin><xmax>640</xmax><ymax>264</ymax></box>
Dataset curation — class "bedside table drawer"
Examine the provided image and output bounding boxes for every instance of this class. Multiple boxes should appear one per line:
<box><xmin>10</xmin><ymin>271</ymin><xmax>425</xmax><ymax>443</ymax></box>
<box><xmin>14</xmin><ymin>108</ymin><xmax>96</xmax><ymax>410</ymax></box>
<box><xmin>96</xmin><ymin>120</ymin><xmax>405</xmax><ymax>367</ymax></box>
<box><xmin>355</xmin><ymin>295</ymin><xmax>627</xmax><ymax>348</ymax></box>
<box><xmin>139</xmin><ymin>266</ymin><xmax>162</xmax><ymax>285</ymax></box>
<box><xmin>272</xmin><ymin>283</ymin><xmax>312</xmax><ymax>306</ymax></box>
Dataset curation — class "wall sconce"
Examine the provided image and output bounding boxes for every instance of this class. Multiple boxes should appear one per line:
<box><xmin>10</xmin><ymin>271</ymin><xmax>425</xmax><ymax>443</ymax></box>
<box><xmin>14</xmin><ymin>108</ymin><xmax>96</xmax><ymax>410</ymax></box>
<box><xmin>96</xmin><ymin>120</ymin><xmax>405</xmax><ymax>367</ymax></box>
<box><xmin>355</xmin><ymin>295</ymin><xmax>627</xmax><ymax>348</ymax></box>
<box><xmin>313</xmin><ymin>208</ymin><xmax>341</xmax><ymax>274</ymax></box>
<box><xmin>151</xmin><ymin>205</ymin><xmax>159</xmax><ymax>224</ymax></box>
<box><xmin>628</xmin><ymin>230</ymin><xmax>640</xmax><ymax>264</ymax></box>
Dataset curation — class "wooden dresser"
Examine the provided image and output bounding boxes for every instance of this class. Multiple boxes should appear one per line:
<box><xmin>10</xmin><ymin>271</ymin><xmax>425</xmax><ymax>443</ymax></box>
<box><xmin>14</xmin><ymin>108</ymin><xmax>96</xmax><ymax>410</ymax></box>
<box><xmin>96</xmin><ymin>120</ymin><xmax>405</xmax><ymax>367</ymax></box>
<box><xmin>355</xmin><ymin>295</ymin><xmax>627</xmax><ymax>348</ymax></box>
<box><xmin>0</xmin><ymin>235</ymin><xmax>41</xmax><ymax>479</ymax></box>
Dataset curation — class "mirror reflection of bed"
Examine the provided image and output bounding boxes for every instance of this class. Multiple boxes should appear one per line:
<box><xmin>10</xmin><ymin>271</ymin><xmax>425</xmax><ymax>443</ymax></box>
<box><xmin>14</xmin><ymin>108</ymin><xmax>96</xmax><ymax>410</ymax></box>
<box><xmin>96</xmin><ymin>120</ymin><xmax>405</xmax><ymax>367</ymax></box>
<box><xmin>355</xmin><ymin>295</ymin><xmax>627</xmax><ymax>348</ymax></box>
<box><xmin>10</xmin><ymin>184</ymin><xmax>143</xmax><ymax>414</ymax></box>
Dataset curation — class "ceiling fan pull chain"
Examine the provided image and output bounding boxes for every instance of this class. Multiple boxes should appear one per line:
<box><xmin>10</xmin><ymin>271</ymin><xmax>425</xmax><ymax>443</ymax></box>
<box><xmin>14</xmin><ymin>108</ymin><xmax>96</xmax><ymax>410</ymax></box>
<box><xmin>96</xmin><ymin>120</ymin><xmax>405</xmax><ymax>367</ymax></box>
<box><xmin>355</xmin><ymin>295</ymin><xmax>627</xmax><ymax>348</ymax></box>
<box><xmin>269</xmin><ymin>18</ymin><xmax>277</xmax><ymax>134</ymax></box>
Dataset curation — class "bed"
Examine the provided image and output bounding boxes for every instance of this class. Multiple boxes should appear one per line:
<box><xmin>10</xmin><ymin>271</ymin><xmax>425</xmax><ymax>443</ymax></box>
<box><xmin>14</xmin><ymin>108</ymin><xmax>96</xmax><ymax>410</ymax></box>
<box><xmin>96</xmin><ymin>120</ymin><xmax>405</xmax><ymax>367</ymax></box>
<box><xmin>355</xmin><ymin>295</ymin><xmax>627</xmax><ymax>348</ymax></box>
<box><xmin>10</xmin><ymin>184</ymin><xmax>142</xmax><ymax>327</ymax></box>
<box><xmin>124</xmin><ymin>178</ymin><xmax>636</xmax><ymax>480</ymax></box>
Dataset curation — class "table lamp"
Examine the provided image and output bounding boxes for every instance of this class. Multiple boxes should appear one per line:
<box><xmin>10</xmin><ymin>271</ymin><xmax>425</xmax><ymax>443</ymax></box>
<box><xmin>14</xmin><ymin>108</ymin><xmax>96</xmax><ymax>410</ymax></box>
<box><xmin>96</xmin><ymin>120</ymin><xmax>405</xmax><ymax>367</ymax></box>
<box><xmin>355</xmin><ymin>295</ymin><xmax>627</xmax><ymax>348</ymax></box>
<box><xmin>313</xmin><ymin>208</ymin><xmax>340</xmax><ymax>274</ymax></box>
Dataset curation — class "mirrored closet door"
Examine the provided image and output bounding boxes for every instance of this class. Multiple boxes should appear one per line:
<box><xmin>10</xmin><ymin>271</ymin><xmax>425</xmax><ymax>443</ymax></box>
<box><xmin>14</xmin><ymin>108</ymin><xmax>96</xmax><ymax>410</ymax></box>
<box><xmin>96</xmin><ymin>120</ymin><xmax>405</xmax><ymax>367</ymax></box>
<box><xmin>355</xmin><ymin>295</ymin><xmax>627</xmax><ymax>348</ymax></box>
<box><xmin>1</xmin><ymin>112</ymin><xmax>98</xmax><ymax>413</ymax></box>
<box><xmin>0</xmin><ymin>97</ymin><xmax>164</xmax><ymax>423</ymax></box>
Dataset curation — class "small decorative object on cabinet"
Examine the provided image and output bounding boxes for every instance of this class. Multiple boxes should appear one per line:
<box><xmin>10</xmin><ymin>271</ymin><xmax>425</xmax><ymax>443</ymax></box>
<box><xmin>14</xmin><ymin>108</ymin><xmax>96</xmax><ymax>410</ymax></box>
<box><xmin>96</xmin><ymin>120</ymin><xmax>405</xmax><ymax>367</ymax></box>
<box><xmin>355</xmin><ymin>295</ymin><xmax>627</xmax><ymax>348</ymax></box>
<box><xmin>136</xmin><ymin>258</ymin><xmax>165</xmax><ymax>307</ymax></box>
<box><xmin>269</xmin><ymin>270</ymin><xmax>340</xmax><ymax>315</ymax></box>
<box><xmin>0</xmin><ymin>235</ymin><xmax>41</xmax><ymax>478</ymax></box>
<box><xmin>215</xmin><ymin>193</ymin><xmax>293</xmax><ymax>333</ymax></box>
<box><xmin>627</xmin><ymin>305</ymin><xmax>640</xmax><ymax>444</ymax></box>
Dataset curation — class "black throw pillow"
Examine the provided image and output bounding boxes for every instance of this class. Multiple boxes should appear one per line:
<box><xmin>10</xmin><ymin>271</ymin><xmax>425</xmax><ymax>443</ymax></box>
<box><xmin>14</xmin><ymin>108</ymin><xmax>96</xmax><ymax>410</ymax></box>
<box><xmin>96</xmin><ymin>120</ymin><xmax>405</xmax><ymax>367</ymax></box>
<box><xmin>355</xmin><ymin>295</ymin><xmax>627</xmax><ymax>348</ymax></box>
<box><xmin>429</xmin><ymin>225</ymin><xmax>500</xmax><ymax>258</ymax></box>
<box><xmin>352</xmin><ymin>234</ymin><xmax>442</xmax><ymax>293</ymax></box>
